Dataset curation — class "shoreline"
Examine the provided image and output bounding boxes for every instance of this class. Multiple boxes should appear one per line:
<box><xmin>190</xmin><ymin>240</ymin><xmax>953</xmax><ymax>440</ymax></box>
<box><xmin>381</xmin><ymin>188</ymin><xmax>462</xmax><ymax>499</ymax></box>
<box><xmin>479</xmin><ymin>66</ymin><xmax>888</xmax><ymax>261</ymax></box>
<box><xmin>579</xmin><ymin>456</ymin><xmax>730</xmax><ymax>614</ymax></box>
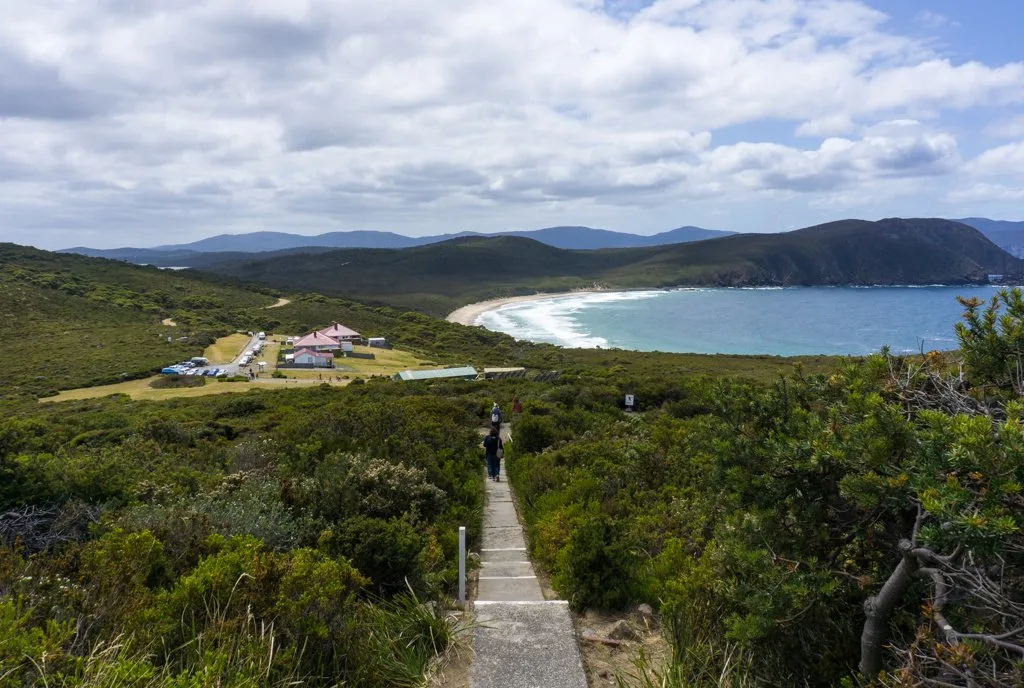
<box><xmin>445</xmin><ymin>282</ymin><xmax>1003</xmax><ymax>328</ymax></box>
<box><xmin>446</xmin><ymin>289</ymin><xmax>607</xmax><ymax>326</ymax></box>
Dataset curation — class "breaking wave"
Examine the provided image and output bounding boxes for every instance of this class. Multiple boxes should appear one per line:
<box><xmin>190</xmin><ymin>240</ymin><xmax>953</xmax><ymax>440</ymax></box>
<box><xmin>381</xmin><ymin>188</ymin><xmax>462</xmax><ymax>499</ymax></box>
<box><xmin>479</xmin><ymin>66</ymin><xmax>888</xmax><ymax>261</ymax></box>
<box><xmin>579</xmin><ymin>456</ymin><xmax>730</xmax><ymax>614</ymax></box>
<box><xmin>476</xmin><ymin>291</ymin><xmax>665</xmax><ymax>348</ymax></box>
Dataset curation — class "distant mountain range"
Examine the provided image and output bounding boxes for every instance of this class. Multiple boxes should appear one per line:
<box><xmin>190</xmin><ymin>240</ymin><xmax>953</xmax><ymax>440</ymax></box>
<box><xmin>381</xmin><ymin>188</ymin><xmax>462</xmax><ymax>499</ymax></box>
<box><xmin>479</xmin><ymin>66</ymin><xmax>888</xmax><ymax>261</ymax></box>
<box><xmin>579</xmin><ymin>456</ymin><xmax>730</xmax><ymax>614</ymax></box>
<box><xmin>61</xmin><ymin>219</ymin><xmax>1024</xmax><ymax>267</ymax></box>
<box><xmin>61</xmin><ymin>225</ymin><xmax>734</xmax><ymax>265</ymax></box>
<box><xmin>191</xmin><ymin>218</ymin><xmax>1024</xmax><ymax>316</ymax></box>
<box><xmin>955</xmin><ymin>218</ymin><xmax>1024</xmax><ymax>258</ymax></box>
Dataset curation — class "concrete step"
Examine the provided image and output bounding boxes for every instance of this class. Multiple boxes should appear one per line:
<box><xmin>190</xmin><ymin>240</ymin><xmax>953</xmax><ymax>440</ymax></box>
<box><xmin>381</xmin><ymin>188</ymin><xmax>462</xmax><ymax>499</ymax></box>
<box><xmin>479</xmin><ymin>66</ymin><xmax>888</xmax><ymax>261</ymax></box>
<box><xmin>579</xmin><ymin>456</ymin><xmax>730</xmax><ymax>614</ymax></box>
<box><xmin>477</xmin><ymin>576</ymin><xmax>544</xmax><ymax>602</ymax></box>
<box><xmin>480</xmin><ymin>560</ymin><xmax>535</xmax><ymax>576</ymax></box>
<box><xmin>481</xmin><ymin>547</ymin><xmax>529</xmax><ymax>562</ymax></box>
<box><xmin>470</xmin><ymin>601</ymin><xmax>587</xmax><ymax>688</ymax></box>
<box><xmin>481</xmin><ymin>525</ymin><xmax>528</xmax><ymax>550</ymax></box>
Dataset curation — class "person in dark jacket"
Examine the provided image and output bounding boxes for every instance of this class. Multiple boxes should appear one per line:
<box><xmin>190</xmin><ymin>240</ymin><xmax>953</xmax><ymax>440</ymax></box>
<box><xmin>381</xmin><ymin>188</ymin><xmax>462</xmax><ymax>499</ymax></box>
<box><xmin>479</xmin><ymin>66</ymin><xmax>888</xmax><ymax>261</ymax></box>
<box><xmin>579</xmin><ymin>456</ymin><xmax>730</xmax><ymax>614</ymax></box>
<box><xmin>483</xmin><ymin>427</ymin><xmax>503</xmax><ymax>482</ymax></box>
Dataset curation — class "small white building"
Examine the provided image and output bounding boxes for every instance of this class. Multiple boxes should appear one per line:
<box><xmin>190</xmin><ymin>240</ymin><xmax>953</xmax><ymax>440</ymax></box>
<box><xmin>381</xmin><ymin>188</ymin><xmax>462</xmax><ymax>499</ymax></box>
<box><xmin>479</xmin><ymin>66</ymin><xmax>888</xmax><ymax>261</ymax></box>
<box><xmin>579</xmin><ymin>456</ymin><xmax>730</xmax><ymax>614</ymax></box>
<box><xmin>293</xmin><ymin>348</ymin><xmax>334</xmax><ymax>368</ymax></box>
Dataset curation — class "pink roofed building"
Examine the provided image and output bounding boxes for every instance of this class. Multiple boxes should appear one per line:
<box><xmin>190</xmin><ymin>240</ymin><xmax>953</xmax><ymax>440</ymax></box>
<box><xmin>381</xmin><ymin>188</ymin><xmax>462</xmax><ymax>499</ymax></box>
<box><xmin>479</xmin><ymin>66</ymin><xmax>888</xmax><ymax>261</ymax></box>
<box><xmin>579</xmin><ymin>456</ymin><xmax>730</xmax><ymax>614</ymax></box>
<box><xmin>318</xmin><ymin>322</ymin><xmax>362</xmax><ymax>342</ymax></box>
<box><xmin>292</xmin><ymin>331</ymin><xmax>340</xmax><ymax>351</ymax></box>
<box><xmin>293</xmin><ymin>348</ymin><xmax>335</xmax><ymax>368</ymax></box>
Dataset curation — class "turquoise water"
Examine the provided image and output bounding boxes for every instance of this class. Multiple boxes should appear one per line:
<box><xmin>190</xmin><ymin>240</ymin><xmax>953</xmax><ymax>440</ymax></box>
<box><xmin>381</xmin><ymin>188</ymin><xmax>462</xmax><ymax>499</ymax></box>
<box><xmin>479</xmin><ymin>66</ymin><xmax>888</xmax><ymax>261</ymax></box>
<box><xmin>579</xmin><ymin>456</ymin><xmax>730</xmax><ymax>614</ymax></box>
<box><xmin>475</xmin><ymin>286</ymin><xmax>1003</xmax><ymax>356</ymax></box>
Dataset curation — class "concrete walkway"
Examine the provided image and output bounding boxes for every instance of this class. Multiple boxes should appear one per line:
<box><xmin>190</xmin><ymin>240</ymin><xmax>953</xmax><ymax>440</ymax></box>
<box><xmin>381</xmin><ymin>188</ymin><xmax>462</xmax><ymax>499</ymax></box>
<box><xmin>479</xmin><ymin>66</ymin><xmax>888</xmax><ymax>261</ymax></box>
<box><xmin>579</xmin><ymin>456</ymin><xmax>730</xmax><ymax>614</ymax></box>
<box><xmin>471</xmin><ymin>426</ymin><xmax>588</xmax><ymax>688</ymax></box>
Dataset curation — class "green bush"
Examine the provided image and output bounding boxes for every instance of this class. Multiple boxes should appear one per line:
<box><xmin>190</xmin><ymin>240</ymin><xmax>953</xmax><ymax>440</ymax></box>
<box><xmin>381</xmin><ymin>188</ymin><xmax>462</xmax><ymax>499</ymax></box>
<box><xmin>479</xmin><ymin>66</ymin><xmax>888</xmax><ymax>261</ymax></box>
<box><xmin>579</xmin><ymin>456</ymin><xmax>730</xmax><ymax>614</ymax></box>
<box><xmin>78</xmin><ymin>529</ymin><xmax>168</xmax><ymax>638</ymax></box>
<box><xmin>149</xmin><ymin>375</ymin><xmax>205</xmax><ymax>389</ymax></box>
<box><xmin>320</xmin><ymin>516</ymin><xmax>426</xmax><ymax>595</ymax></box>
<box><xmin>272</xmin><ymin>548</ymin><xmax>367</xmax><ymax>676</ymax></box>
<box><xmin>553</xmin><ymin>514</ymin><xmax>638</xmax><ymax>610</ymax></box>
<box><xmin>305</xmin><ymin>454</ymin><xmax>445</xmax><ymax>523</ymax></box>
<box><xmin>515</xmin><ymin>413</ymin><xmax>557</xmax><ymax>453</ymax></box>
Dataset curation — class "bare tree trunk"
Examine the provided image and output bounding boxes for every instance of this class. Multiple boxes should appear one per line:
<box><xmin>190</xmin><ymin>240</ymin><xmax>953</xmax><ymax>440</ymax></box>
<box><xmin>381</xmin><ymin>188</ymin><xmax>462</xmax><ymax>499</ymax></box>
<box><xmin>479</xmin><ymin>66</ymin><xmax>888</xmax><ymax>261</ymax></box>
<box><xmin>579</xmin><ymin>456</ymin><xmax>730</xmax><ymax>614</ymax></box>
<box><xmin>860</xmin><ymin>540</ymin><xmax>919</xmax><ymax>678</ymax></box>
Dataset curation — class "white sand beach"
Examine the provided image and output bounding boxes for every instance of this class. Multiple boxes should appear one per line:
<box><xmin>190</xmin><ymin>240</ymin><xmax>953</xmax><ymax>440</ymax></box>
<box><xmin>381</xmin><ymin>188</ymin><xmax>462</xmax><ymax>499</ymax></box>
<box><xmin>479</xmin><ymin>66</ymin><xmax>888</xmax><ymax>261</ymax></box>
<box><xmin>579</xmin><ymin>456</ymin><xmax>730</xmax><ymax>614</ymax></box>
<box><xmin>446</xmin><ymin>290</ymin><xmax>604</xmax><ymax>326</ymax></box>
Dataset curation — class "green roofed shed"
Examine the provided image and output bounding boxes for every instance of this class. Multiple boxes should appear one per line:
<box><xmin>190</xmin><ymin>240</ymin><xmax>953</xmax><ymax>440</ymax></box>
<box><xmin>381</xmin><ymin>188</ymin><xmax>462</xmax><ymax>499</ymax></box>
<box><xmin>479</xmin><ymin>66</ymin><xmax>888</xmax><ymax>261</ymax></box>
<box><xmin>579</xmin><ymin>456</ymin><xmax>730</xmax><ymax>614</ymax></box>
<box><xmin>394</xmin><ymin>366</ymin><xmax>478</xmax><ymax>382</ymax></box>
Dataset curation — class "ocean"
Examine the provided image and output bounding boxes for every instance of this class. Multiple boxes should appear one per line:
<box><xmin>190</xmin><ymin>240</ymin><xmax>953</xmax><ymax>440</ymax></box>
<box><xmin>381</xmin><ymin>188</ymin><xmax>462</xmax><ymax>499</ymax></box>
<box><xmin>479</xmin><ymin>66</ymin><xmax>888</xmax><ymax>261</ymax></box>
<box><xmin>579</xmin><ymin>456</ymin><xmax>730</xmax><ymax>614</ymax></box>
<box><xmin>475</xmin><ymin>286</ymin><xmax>1004</xmax><ymax>356</ymax></box>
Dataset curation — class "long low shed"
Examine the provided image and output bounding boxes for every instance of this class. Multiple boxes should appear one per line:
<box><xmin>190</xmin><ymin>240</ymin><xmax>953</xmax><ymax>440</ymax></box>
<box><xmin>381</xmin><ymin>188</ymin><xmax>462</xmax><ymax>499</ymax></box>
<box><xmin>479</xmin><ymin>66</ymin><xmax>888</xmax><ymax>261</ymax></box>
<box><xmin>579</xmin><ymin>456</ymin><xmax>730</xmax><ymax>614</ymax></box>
<box><xmin>394</xmin><ymin>366</ymin><xmax>478</xmax><ymax>382</ymax></box>
<box><xmin>483</xmin><ymin>367</ymin><xmax>527</xmax><ymax>379</ymax></box>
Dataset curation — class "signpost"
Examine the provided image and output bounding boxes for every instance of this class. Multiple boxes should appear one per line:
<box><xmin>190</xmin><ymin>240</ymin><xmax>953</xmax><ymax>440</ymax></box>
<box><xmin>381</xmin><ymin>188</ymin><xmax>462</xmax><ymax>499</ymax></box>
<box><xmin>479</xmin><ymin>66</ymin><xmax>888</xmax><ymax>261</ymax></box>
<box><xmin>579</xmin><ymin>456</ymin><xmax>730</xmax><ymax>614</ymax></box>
<box><xmin>625</xmin><ymin>394</ymin><xmax>635</xmax><ymax>412</ymax></box>
<box><xmin>458</xmin><ymin>526</ymin><xmax>466</xmax><ymax>604</ymax></box>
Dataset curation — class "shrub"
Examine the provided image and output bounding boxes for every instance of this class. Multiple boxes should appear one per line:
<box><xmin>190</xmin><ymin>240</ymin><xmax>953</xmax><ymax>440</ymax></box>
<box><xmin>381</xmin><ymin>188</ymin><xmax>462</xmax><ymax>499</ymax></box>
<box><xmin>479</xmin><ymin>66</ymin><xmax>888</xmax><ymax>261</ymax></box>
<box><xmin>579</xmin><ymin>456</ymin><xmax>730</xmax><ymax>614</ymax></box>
<box><xmin>123</xmin><ymin>475</ymin><xmax>307</xmax><ymax>555</ymax></box>
<box><xmin>149</xmin><ymin>375</ymin><xmax>205</xmax><ymax>389</ymax></box>
<box><xmin>0</xmin><ymin>598</ymin><xmax>80</xmax><ymax>684</ymax></box>
<box><xmin>319</xmin><ymin>516</ymin><xmax>426</xmax><ymax>595</ymax></box>
<box><xmin>308</xmin><ymin>454</ymin><xmax>445</xmax><ymax>523</ymax></box>
<box><xmin>515</xmin><ymin>413</ymin><xmax>557</xmax><ymax>453</ymax></box>
<box><xmin>553</xmin><ymin>514</ymin><xmax>638</xmax><ymax>610</ymax></box>
<box><xmin>273</xmin><ymin>548</ymin><xmax>367</xmax><ymax>676</ymax></box>
<box><xmin>78</xmin><ymin>529</ymin><xmax>168</xmax><ymax>639</ymax></box>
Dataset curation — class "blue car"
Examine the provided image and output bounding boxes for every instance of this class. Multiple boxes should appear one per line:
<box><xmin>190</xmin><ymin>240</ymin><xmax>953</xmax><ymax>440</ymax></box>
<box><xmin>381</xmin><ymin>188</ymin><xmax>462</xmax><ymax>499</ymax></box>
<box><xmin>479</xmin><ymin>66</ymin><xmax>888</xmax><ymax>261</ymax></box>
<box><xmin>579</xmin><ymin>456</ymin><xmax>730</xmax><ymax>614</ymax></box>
<box><xmin>161</xmin><ymin>367</ymin><xmax>180</xmax><ymax>375</ymax></box>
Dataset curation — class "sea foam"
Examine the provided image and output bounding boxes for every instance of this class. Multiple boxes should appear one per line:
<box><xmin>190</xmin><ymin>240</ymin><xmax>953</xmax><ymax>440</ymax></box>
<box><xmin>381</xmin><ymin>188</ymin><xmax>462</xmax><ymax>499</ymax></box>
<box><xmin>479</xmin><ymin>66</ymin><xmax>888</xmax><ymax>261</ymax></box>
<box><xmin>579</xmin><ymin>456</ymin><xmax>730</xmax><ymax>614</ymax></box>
<box><xmin>477</xmin><ymin>291</ymin><xmax>665</xmax><ymax>348</ymax></box>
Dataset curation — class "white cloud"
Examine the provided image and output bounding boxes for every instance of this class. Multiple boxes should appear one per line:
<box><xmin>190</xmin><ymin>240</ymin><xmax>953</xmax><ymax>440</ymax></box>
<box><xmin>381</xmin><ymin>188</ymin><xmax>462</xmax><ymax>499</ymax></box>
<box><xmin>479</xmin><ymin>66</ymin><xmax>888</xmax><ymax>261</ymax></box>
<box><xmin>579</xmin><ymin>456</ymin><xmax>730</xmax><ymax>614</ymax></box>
<box><xmin>915</xmin><ymin>10</ymin><xmax>959</xmax><ymax>30</ymax></box>
<box><xmin>0</xmin><ymin>0</ymin><xmax>1021</xmax><ymax>247</ymax></box>
<box><xmin>702</xmin><ymin>129</ymin><xmax>959</xmax><ymax>193</ymax></box>
<box><xmin>966</xmin><ymin>142</ymin><xmax>1024</xmax><ymax>176</ymax></box>
<box><xmin>948</xmin><ymin>183</ymin><xmax>1024</xmax><ymax>204</ymax></box>
<box><xmin>796</xmin><ymin>115</ymin><xmax>855</xmax><ymax>137</ymax></box>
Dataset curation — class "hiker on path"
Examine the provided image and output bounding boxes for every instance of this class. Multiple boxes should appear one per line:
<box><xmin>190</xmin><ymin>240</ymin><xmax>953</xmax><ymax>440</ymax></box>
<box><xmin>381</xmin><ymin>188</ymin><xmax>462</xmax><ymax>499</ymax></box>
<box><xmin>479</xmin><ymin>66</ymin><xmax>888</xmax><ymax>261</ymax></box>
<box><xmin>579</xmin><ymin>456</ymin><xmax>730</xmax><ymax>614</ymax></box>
<box><xmin>483</xmin><ymin>427</ymin><xmax>504</xmax><ymax>482</ymax></box>
<box><xmin>490</xmin><ymin>402</ymin><xmax>503</xmax><ymax>431</ymax></box>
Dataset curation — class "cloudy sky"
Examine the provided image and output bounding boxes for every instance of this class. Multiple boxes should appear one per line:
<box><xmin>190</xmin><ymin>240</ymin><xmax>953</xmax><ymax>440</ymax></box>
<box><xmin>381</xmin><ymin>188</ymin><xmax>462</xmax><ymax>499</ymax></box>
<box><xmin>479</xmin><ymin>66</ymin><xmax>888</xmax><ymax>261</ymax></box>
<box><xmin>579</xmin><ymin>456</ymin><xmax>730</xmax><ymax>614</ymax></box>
<box><xmin>2</xmin><ymin>0</ymin><xmax>1023</xmax><ymax>249</ymax></box>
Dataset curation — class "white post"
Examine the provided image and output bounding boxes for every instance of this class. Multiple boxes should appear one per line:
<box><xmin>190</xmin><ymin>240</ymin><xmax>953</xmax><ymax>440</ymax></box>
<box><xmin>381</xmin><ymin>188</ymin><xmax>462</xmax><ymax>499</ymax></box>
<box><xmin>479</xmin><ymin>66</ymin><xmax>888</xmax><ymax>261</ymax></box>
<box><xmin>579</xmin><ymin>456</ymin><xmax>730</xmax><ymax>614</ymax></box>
<box><xmin>458</xmin><ymin>526</ymin><xmax>466</xmax><ymax>604</ymax></box>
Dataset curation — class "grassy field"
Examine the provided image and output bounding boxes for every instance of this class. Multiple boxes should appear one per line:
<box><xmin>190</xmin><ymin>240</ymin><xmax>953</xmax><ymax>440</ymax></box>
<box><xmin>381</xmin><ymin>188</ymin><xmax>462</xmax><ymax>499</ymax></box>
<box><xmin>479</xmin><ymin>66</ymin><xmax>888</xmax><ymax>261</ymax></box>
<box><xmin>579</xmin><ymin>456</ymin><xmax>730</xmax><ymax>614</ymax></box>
<box><xmin>272</xmin><ymin>343</ymin><xmax>433</xmax><ymax>378</ymax></box>
<box><xmin>203</xmin><ymin>333</ymin><xmax>252</xmax><ymax>363</ymax></box>
<box><xmin>42</xmin><ymin>374</ymin><xmax>352</xmax><ymax>403</ymax></box>
<box><xmin>45</xmin><ymin>339</ymin><xmax>432</xmax><ymax>403</ymax></box>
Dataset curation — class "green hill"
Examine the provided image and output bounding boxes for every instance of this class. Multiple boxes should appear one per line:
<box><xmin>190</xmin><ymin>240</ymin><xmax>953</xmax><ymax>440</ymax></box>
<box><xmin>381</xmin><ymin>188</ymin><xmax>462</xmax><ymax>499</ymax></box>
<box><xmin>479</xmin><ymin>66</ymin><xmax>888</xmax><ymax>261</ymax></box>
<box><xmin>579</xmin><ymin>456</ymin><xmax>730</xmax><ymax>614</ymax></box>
<box><xmin>0</xmin><ymin>243</ymin><xmax>831</xmax><ymax>401</ymax></box>
<box><xmin>198</xmin><ymin>218</ymin><xmax>1023</xmax><ymax>314</ymax></box>
<box><xmin>606</xmin><ymin>217</ymin><xmax>1023</xmax><ymax>288</ymax></box>
<box><xmin>0</xmin><ymin>244</ymin><xmax>283</xmax><ymax>398</ymax></box>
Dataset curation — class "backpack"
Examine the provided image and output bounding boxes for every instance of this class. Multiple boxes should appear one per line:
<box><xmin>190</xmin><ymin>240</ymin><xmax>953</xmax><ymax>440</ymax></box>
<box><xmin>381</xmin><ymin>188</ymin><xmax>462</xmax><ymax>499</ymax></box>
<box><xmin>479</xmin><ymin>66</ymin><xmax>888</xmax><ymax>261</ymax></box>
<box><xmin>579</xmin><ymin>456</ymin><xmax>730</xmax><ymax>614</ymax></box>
<box><xmin>491</xmin><ymin>409</ymin><xmax>501</xmax><ymax>424</ymax></box>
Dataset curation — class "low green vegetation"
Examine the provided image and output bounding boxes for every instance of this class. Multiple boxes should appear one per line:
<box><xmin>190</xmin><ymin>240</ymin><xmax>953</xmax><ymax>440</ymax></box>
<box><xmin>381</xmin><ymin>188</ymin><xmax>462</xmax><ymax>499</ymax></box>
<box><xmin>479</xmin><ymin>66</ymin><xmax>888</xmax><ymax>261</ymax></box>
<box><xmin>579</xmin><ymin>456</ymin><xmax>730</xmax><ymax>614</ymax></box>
<box><xmin>149</xmin><ymin>375</ymin><xmax>206</xmax><ymax>389</ymax></box>
<box><xmin>507</xmin><ymin>290</ymin><xmax>1024</xmax><ymax>685</ymax></box>
<box><xmin>0</xmin><ymin>382</ymin><xmax>490</xmax><ymax>686</ymax></box>
<box><xmin>0</xmin><ymin>244</ymin><xmax>275</xmax><ymax>400</ymax></box>
<box><xmin>9</xmin><ymin>241</ymin><xmax>1020</xmax><ymax>685</ymax></box>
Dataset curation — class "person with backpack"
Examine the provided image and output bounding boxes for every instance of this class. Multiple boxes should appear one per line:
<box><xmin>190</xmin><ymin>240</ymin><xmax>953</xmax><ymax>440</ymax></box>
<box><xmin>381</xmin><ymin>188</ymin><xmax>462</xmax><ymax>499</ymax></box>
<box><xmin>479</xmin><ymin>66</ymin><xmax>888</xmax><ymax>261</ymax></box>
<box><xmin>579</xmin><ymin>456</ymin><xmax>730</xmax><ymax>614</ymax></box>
<box><xmin>490</xmin><ymin>402</ymin><xmax>503</xmax><ymax>430</ymax></box>
<box><xmin>482</xmin><ymin>426</ymin><xmax>504</xmax><ymax>482</ymax></box>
